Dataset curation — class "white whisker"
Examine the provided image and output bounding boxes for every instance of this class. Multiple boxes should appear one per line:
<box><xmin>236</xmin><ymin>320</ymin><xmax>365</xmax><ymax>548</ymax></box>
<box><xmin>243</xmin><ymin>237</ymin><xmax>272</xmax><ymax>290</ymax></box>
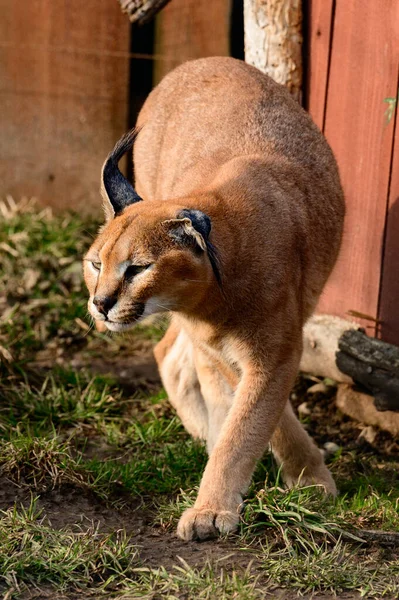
<box><xmin>184</xmin><ymin>279</ymin><xmax>207</xmax><ymax>283</ymax></box>
<box><xmin>82</xmin><ymin>320</ymin><xmax>95</xmax><ymax>338</ymax></box>
<box><xmin>153</xmin><ymin>302</ymin><xmax>171</xmax><ymax>312</ymax></box>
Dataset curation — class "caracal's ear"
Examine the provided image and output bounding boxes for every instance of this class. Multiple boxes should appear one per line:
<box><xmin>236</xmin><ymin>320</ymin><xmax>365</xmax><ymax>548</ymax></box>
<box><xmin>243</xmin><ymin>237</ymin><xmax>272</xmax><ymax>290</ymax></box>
<box><xmin>163</xmin><ymin>209</ymin><xmax>212</xmax><ymax>251</ymax></box>
<box><xmin>101</xmin><ymin>129</ymin><xmax>143</xmax><ymax>221</ymax></box>
<box><xmin>163</xmin><ymin>209</ymin><xmax>222</xmax><ymax>285</ymax></box>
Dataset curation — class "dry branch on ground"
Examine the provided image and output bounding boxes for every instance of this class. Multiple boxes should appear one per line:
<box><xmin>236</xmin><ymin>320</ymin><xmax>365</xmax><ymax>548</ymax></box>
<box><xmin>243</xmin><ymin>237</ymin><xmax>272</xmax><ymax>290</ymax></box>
<box><xmin>118</xmin><ymin>0</ymin><xmax>172</xmax><ymax>24</ymax></box>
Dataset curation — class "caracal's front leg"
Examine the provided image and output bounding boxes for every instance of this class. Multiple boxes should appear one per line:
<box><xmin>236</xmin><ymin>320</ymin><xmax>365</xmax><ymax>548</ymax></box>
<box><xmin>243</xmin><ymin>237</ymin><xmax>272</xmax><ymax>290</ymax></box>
<box><xmin>177</xmin><ymin>352</ymin><xmax>299</xmax><ymax>541</ymax></box>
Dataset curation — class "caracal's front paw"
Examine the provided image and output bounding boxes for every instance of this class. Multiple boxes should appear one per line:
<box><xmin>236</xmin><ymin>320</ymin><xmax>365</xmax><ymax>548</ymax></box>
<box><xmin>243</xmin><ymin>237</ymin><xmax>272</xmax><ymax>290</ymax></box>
<box><xmin>177</xmin><ymin>506</ymin><xmax>240</xmax><ymax>541</ymax></box>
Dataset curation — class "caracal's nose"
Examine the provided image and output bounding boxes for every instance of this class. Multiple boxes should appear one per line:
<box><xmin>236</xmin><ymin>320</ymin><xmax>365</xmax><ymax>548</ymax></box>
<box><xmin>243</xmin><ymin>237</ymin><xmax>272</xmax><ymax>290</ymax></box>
<box><xmin>93</xmin><ymin>295</ymin><xmax>117</xmax><ymax>316</ymax></box>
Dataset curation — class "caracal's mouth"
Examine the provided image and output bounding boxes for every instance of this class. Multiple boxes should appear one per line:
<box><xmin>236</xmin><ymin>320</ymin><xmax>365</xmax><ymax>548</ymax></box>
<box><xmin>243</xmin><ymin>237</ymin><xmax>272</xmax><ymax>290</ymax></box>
<box><xmin>103</xmin><ymin>303</ymin><xmax>146</xmax><ymax>332</ymax></box>
<box><xmin>104</xmin><ymin>320</ymin><xmax>136</xmax><ymax>332</ymax></box>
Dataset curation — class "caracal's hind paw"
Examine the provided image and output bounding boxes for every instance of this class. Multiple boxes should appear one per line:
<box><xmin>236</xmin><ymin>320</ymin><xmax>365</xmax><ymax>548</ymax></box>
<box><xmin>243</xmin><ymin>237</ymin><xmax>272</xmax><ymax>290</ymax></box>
<box><xmin>177</xmin><ymin>507</ymin><xmax>240</xmax><ymax>541</ymax></box>
<box><xmin>283</xmin><ymin>464</ymin><xmax>337</xmax><ymax>496</ymax></box>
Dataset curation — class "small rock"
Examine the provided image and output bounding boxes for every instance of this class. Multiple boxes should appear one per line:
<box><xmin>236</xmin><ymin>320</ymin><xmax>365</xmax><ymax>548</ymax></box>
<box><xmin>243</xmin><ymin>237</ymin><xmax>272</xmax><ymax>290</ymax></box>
<box><xmin>0</xmin><ymin>344</ymin><xmax>13</xmax><ymax>362</ymax></box>
<box><xmin>22</xmin><ymin>268</ymin><xmax>40</xmax><ymax>291</ymax></box>
<box><xmin>323</xmin><ymin>441</ymin><xmax>340</xmax><ymax>454</ymax></box>
<box><xmin>59</xmin><ymin>256</ymin><xmax>74</xmax><ymax>266</ymax></box>
<box><xmin>298</xmin><ymin>402</ymin><xmax>311</xmax><ymax>417</ymax></box>
<box><xmin>95</xmin><ymin>320</ymin><xmax>107</xmax><ymax>332</ymax></box>
<box><xmin>9</xmin><ymin>231</ymin><xmax>28</xmax><ymax>243</ymax></box>
<box><xmin>307</xmin><ymin>382</ymin><xmax>328</xmax><ymax>395</ymax></box>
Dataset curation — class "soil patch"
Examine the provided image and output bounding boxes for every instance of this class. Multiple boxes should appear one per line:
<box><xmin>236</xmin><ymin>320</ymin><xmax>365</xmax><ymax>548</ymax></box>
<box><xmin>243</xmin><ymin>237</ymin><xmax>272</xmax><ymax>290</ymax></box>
<box><xmin>291</xmin><ymin>378</ymin><xmax>399</xmax><ymax>459</ymax></box>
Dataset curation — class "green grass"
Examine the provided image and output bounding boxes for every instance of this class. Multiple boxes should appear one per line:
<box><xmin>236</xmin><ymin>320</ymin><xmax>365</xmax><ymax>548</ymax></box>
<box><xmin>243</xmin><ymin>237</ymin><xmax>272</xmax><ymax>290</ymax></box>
<box><xmin>260</xmin><ymin>540</ymin><xmax>399</xmax><ymax>597</ymax></box>
<box><xmin>132</xmin><ymin>561</ymin><xmax>264</xmax><ymax>600</ymax></box>
<box><xmin>1</xmin><ymin>198</ymin><xmax>399</xmax><ymax>598</ymax></box>
<box><xmin>0</xmin><ymin>498</ymin><xmax>139</xmax><ymax>595</ymax></box>
<box><xmin>245</xmin><ymin>485</ymin><xmax>399</xmax><ymax>596</ymax></box>
<box><xmin>0</xmin><ymin>415</ymin><xmax>206</xmax><ymax>500</ymax></box>
<box><xmin>0</xmin><ymin>436</ymin><xmax>88</xmax><ymax>491</ymax></box>
<box><xmin>0</xmin><ymin>199</ymin><xmax>96</xmax><ymax>360</ymax></box>
<box><xmin>0</xmin><ymin>370</ymin><xmax>125</xmax><ymax>437</ymax></box>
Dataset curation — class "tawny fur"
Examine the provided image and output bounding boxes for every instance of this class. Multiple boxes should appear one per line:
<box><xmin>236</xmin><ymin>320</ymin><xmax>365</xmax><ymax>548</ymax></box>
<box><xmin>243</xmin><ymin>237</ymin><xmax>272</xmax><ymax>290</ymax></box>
<box><xmin>84</xmin><ymin>57</ymin><xmax>345</xmax><ymax>541</ymax></box>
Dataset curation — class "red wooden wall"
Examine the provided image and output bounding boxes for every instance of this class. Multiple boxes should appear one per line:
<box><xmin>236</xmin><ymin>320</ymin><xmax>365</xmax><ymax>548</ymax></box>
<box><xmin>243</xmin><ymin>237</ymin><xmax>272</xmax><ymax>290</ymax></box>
<box><xmin>306</xmin><ymin>0</ymin><xmax>399</xmax><ymax>344</ymax></box>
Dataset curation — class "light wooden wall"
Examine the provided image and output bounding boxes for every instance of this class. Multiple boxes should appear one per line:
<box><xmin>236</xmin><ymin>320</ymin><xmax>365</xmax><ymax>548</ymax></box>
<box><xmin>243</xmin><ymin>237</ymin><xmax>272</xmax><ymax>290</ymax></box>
<box><xmin>0</xmin><ymin>0</ymin><xmax>131</xmax><ymax>213</ymax></box>
<box><xmin>154</xmin><ymin>0</ymin><xmax>231</xmax><ymax>83</ymax></box>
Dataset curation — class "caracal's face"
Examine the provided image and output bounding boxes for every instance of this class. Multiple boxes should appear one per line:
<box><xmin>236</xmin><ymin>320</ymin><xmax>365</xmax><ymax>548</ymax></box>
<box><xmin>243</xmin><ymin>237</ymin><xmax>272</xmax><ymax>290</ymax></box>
<box><xmin>83</xmin><ymin>204</ymin><xmax>213</xmax><ymax>332</ymax></box>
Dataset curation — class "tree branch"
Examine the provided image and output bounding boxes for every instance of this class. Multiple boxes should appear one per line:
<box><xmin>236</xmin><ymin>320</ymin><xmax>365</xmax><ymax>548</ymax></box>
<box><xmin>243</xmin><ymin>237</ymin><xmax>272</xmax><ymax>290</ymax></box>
<box><xmin>118</xmin><ymin>0</ymin><xmax>173</xmax><ymax>25</ymax></box>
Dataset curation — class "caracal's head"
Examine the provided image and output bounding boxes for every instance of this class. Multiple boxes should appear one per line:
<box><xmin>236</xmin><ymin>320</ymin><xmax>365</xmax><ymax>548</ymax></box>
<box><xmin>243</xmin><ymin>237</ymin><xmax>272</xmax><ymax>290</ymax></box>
<box><xmin>84</xmin><ymin>130</ymin><xmax>221</xmax><ymax>332</ymax></box>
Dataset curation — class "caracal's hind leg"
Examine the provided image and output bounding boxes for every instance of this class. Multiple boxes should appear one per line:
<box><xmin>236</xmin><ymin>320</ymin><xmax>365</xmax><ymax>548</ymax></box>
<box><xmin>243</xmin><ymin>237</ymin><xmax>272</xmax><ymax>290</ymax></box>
<box><xmin>154</xmin><ymin>322</ymin><xmax>208</xmax><ymax>440</ymax></box>
<box><xmin>271</xmin><ymin>401</ymin><xmax>336</xmax><ymax>495</ymax></box>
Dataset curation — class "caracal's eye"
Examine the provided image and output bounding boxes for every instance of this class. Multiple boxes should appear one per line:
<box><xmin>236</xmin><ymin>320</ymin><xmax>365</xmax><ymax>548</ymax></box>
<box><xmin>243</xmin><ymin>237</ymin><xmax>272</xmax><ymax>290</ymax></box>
<box><xmin>91</xmin><ymin>261</ymin><xmax>101</xmax><ymax>271</ymax></box>
<box><xmin>125</xmin><ymin>264</ymin><xmax>152</xmax><ymax>281</ymax></box>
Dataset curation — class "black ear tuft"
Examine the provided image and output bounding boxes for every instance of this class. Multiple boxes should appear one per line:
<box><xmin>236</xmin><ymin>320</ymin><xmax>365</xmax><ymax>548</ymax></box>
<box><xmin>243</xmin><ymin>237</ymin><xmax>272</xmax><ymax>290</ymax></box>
<box><xmin>101</xmin><ymin>129</ymin><xmax>143</xmax><ymax>220</ymax></box>
<box><xmin>177</xmin><ymin>209</ymin><xmax>211</xmax><ymax>240</ymax></box>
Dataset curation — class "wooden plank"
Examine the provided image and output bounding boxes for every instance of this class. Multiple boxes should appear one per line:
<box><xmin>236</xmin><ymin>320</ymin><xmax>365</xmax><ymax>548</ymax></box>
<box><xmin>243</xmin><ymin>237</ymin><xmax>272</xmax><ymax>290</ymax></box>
<box><xmin>317</xmin><ymin>0</ymin><xmax>398</xmax><ymax>332</ymax></box>
<box><xmin>379</xmin><ymin>77</ymin><xmax>399</xmax><ymax>345</ymax></box>
<box><xmin>0</xmin><ymin>0</ymin><xmax>131</xmax><ymax>213</ymax></box>
<box><xmin>154</xmin><ymin>0</ymin><xmax>231</xmax><ymax>83</ymax></box>
<box><xmin>305</xmin><ymin>0</ymin><xmax>334</xmax><ymax>129</ymax></box>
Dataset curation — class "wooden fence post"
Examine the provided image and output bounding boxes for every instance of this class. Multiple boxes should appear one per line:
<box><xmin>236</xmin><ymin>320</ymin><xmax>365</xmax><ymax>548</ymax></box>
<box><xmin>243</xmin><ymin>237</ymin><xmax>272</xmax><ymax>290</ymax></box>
<box><xmin>243</xmin><ymin>0</ymin><xmax>303</xmax><ymax>99</ymax></box>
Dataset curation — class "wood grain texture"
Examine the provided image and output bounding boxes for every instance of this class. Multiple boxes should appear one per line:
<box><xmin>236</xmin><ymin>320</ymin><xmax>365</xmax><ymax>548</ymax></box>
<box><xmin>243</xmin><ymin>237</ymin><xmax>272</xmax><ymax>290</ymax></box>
<box><xmin>317</xmin><ymin>0</ymin><xmax>398</xmax><ymax>332</ymax></box>
<box><xmin>379</xmin><ymin>71</ymin><xmax>399</xmax><ymax>345</ymax></box>
<box><xmin>305</xmin><ymin>0</ymin><xmax>334</xmax><ymax>129</ymax></box>
<box><xmin>154</xmin><ymin>0</ymin><xmax>231</xmax><ymax>83</ymax></box>
<box><xmin>0</xmin><ymin>0</ymin><xmax>131</xmax><ymax>212</ymax></box>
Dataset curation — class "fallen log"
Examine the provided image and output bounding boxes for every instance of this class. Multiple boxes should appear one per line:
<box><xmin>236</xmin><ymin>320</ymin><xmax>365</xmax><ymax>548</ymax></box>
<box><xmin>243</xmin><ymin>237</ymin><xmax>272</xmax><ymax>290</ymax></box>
<box><xmin>300</xmin><ymin>315</ymin><xmax>358</xmax><ymax>383</ymax></box>
<box><xmin>338</xmin><ymin>329</ymin><xmax>399</xmax><ymax>373</ymax></box>
<box><xmin>301</xmin><ymin>315</ymin><xmax>399</xmax><ymax>412</ymax></box>
<box><xmin>355</xmin><ymin>529</ymin><xmax>399</xmax><ymax>547</ymax></box>
<box><xmin>341</xmin><ymin>527</ymin><xmax>399</xmax><ymax>547</ymax></box>
<box><xmin>337</xmin><ymin>330</ymin><xmax>399</xmax><ymax>411</ymax></box>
